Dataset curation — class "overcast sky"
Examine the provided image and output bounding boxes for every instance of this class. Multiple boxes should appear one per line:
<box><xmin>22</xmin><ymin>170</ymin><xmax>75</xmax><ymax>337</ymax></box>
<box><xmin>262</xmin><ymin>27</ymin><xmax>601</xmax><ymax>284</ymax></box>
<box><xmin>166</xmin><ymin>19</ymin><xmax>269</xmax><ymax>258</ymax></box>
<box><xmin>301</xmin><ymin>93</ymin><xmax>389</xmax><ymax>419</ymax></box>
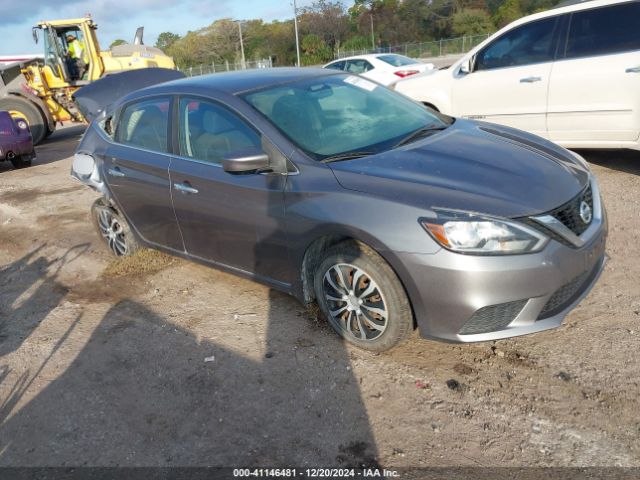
<box><xmin>0</xmin><ymin>0</ymin><xmax>313</xmax><ymax>55</ymax></box>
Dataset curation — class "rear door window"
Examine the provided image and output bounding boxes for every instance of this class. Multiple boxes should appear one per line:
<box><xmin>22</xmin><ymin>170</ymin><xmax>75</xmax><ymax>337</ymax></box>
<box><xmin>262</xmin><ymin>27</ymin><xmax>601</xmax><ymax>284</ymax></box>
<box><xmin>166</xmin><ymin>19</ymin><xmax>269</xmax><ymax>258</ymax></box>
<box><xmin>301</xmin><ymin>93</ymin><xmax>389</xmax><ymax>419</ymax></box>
<box><xmin>345</xmin><ymin>59</ymin><xmax>374</xmax><ymax>74</ymax></box>
<box><xmin>115</xmin><ymin>97</ymin><xmax>170</xmax><ymax>153</ymax></box>
<box><xmin>475</xmin><ymin>16</ymin><xmax>558</xmax><ymax>71</ymax></box>
<box><xmin>565</xmin><ymin>2</ymin><xmax>640</xmax><ymax>59</ymax></box>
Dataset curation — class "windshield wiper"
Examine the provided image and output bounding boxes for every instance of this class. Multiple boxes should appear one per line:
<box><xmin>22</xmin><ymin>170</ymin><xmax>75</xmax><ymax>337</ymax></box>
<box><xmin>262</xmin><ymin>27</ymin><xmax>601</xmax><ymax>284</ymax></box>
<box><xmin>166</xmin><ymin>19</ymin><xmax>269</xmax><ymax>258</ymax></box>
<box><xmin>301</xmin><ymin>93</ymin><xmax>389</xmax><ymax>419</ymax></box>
<box><xmin>394</xmin><ymin>124</ymin><xmax>448</xmax><ymax>148</ymax></box>
<box><xmin>321</xmin><ymin>151</ymin><xmax>374</xmax><ymax>163</ymax></box>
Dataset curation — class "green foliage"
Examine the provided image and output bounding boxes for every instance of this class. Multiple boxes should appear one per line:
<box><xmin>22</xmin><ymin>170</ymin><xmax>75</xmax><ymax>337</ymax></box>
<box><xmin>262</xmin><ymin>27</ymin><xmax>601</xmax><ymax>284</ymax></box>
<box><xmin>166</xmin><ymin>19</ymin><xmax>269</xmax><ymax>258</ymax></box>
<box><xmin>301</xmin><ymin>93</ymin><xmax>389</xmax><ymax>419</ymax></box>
<box><xmin>155</xmin><ymin>32</ymin><xmax>181</xmax><ymax>51</ymax></box>
<box><xmin>493</xmin><ymin>0</ymin><xmax>524</xmax><ymax>28</ymax></box>
<box><xmin>163</xmin><ymin>0</ymin><xmax>565</xmax><ymax>69</ymax></box>
<box><xmin>109</xmin><ymin>39</ymin><xmax>127</xmax><ymax>49</ymax></box>
<box><xmin>452</xmin><ymin>9</ymin><xmax>495</xmax><ymax>36</ymax></box>
<box><xmin>301</xmin><ymin>34</ymin><xmax>333</xmax><ymax>65</ymax></box>
<box><xmin>340</xmin><ymin>35</ymin><xmax>371</xmax><ymax>51</ymax></box>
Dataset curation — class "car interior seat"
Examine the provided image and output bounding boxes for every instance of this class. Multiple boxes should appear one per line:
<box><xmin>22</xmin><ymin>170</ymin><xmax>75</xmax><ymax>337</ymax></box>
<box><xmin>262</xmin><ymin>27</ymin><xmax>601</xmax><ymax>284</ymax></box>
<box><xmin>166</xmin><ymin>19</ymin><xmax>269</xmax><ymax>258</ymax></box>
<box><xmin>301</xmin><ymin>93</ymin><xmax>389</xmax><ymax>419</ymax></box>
<box><xmin>193</xmin><ymin>107</ymin><xmax>257</xmax><ymax>163</ymax></box>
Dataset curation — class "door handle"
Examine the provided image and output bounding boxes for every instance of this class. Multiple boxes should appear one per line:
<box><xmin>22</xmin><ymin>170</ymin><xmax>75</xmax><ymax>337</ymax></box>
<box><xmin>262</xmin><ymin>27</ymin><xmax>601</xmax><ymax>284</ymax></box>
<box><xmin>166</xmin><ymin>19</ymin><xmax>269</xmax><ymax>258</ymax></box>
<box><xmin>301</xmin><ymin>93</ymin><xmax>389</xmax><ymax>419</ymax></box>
<box><xmin>520</xmin><ymin>76</ymin><xmax>542</xmax><ymax>83</ymax></box>
<box><xmin>625</xmin><ymin>66</ymin><xmax>640</xmax><ymax>73</ymax></box>
<box><xmin>173</xmin><ymin>182</ymin><xmax>199</xmax><ymax>194</ymax></box>
<box><xmin>107</xmin><ymin>167</ymin><xmax>125</xmax><ymax>177</ymax></box>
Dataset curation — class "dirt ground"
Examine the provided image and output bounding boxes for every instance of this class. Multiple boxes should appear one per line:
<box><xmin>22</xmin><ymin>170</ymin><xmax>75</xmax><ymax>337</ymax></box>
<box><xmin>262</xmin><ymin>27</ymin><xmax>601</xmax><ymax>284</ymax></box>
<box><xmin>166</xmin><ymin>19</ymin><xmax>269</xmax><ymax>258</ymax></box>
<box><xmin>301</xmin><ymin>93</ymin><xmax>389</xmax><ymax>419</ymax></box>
<box><xmin>0</xmin><ymin>125</ymin><xmax>639</xmax><ymax>468</ymax></box>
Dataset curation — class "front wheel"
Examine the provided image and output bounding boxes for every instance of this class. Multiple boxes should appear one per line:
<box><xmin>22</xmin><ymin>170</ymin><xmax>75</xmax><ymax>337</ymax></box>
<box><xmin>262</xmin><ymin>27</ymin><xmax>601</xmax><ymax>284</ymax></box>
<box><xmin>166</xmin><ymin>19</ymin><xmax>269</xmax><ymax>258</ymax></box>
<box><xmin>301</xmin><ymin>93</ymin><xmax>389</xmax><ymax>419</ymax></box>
<box><xmin>314</xmin><ymin>241</ymin><xmax>414</xmax><ymax>352</ymax></box>
<box><xmin>91</xmin><ymin>198</ymin><xmax>139</xmax><ymax>257</ymax></box>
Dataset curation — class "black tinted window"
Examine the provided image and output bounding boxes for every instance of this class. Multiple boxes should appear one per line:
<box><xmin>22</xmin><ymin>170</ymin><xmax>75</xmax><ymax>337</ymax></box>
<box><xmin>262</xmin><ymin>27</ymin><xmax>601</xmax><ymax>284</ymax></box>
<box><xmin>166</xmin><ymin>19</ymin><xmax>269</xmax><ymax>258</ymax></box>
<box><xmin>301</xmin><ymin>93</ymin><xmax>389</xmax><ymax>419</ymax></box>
<box><xmin>566</xmin><ymin>2</ymin><xmax>640</xmax><ymax>59</ymax></box>
<box><xmin>115</xmin><ymin>97</ymin><xmax>170</xmax><ymax>153</ymax></box>
<box><xmin>178</xmin><ymin>98</ymin><xmax>260</xmax><ymax>164</ymax></box>
<box><xmin>475</xmin><ymin>17</ymin><xmax>558</xmax><ymax>71</ymax></box>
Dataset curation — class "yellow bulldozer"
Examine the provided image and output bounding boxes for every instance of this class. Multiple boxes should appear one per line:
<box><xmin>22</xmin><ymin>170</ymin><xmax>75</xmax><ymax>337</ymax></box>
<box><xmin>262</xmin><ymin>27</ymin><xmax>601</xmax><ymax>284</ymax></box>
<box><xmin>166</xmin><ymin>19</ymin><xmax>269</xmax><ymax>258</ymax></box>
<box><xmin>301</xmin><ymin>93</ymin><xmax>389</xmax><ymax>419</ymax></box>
<box><xmin>0</xmin><ymin>16</ymin><xmax>176</xmax><ymax>144</ymax></box>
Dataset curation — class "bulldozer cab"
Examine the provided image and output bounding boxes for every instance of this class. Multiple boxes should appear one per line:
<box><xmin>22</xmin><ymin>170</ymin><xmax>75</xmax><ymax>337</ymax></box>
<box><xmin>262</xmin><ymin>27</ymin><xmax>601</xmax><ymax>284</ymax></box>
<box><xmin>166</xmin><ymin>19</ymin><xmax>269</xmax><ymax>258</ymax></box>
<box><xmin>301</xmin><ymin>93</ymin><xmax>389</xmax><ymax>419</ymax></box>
<box><xmin>33</xmin><ymin>18</ymin><xmax>100</xmax><ymax>85</ymax></box>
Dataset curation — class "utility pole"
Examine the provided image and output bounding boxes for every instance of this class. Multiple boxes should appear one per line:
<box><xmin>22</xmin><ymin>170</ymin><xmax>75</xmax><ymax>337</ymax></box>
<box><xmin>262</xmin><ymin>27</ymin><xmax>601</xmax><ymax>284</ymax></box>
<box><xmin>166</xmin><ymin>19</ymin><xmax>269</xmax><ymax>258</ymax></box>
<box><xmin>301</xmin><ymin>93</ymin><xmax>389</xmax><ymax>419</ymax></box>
<box><xmin>237</xmin><ymin>21</ymin><xmax>246</xmax><ymax>69</ymax></box>
<box><xmin>293</xmin><ymin>0</ymin><xmax>301</xmax><ymax>67</ymax></box>
<box><xmin>370</xmin><ymin>12</ymin><xmax>375</xmax><ymax>50</ymax></box>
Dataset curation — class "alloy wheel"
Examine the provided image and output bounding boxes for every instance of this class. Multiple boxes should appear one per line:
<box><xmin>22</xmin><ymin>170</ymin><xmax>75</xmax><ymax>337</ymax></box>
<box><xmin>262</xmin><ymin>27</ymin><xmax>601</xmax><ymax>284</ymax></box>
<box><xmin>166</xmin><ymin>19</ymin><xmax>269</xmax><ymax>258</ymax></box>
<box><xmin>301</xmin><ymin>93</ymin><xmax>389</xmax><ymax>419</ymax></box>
<box><xmin>97</xmin><ymin>208</ymin><xmax>128</xmax><ymax>256</ymax></box>
<box><xmin>322</xmin><ymin>263</ymin><xmax>388</xmax><ymax>341</ymax></box>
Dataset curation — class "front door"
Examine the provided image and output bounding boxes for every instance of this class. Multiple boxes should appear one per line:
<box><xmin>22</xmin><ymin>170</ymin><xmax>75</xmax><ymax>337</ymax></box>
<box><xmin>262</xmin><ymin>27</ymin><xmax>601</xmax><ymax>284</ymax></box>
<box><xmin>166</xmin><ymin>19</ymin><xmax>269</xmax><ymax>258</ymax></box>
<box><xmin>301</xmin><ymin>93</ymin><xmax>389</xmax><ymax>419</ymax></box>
<box><xmin>547</xmin><ymin>2</ymin><xmax>640</xmax><ymax>145</ymax></box>
<box><xmin>452</xmin><ymin>15</ymin><xmax>560</xmax><ymax>137</ymax></box>
<box><xmin>169</xmin><ymin>97</ymin><xmax>289</xmax><ymax>285</ymax></box>
<box><xmin>104</xmin><ymin>96</ymin><xmax>184</xmax><ymax>251</ymax></box>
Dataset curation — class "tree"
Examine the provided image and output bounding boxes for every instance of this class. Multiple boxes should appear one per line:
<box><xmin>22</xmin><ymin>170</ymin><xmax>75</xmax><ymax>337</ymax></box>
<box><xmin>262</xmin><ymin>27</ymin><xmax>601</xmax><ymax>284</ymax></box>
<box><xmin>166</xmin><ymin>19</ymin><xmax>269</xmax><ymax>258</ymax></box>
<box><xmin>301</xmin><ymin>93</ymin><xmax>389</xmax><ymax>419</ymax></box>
<box><xmin>452</xmin><ymin>9</ymin><xmax>495</xmax><ymax>36</ymax></box>
<box><xmin>301</xmin><ymin>34</ymin><xmax>332</xmax><ymax>65</ymax></box>
<box><xmin>155</xmin><ymin>32</ymin><xmax>181</xmax><ymax>51</ymax></box>
<box><xmin>109</xmin><ymin>39</ymin><xmax>127</xmax><ymax>49</ymax></box>
<box><xmin>493</xmin><ymin>0</ymin><xmax>524</xmax><ymax>28</ymax></box>
<box><xmin>299</xmin><ymin>0</ymin><xmax>350</xmax><ymax>52</ymax></box>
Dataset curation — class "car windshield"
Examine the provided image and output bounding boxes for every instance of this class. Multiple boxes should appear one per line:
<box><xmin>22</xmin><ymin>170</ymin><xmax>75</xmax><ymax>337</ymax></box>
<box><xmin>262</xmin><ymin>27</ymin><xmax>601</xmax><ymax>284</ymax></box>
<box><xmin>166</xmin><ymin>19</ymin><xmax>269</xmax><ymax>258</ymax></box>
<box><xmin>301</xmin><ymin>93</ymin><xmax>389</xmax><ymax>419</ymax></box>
<box><xmin>377</xmin><ymin>54</ymin><xmax>419</xmax><ymax>67</ymax></box>
<box><xmin>242</xmin><ymin>74</ymin><xmax>450</xmax><ymax>160</ymax></box>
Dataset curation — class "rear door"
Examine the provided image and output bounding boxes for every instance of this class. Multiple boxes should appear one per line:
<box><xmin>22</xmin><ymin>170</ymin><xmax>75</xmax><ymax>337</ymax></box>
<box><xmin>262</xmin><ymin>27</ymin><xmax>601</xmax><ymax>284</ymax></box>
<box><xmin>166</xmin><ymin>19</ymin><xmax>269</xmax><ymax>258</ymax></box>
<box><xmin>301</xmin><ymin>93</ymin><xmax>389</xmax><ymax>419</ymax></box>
<box><xmin>169</xmin><ymin>96</ymin><xmax>289</xmax><ymax>284</ymax></box>
<box><xmin>547</xmin><ymin>1</ymin><xmax>640</xmax><ymax>145</ymax></box>
<box><xmin>451</xmin><ymin>15</ymin><xmax>560</xmax><ymax>137</ymax></box>
<box><xmin>104</xmin><ymin>96</ymin><xmax>184</xmax><ymax>251</ymax></box>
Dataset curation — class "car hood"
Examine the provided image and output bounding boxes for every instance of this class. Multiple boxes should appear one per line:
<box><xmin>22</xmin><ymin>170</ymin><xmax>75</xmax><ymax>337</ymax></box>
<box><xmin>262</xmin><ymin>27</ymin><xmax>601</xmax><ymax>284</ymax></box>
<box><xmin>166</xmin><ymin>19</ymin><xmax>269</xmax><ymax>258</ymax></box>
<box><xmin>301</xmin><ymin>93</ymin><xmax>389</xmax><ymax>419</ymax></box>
<box><xmin>73</xmin><ymin>68</ymin><xmax>185</xmax><ymax>122</ymax></box>
<box><xmin>328</xmin><ymin>119</ymin><xmax>590</xmax><ymax>218</ymax></box>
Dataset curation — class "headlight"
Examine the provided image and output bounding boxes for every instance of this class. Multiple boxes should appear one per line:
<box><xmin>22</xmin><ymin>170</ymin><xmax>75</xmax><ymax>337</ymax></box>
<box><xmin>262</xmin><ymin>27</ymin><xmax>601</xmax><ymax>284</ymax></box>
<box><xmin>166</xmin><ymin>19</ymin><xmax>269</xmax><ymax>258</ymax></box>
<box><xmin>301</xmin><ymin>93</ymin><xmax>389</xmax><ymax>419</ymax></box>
<box><xmin>421</xmin><ymin>209</ymin><xmax>548</xmax><ymax>255</ymax></box>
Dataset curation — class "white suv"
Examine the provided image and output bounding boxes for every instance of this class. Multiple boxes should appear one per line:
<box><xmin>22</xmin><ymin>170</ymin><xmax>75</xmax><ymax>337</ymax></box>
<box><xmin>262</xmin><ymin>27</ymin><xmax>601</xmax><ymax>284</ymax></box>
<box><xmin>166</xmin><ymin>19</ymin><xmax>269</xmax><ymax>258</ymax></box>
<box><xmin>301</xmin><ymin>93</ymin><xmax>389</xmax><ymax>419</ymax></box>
<box><xmin>395</xmin><ymin>0</ymin><xmax>640</xmax><ymax>150</ymax></box>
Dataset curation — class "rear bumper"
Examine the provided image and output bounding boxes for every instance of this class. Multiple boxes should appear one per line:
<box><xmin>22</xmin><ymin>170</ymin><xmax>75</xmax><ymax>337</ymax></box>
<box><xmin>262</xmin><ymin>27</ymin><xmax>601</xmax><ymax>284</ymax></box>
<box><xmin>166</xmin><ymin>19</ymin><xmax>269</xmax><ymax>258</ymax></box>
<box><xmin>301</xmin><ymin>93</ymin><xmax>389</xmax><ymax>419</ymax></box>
<box><xmin>390</xmin><ymin>208</ymin><xmax>608</xmax><ymax>343</ymax></box>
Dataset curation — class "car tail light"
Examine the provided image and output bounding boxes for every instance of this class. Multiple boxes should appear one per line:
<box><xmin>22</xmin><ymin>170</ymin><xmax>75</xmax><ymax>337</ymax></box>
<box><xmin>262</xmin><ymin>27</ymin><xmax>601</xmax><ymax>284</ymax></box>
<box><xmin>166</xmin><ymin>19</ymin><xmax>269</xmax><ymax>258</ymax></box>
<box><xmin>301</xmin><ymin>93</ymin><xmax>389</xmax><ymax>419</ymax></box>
<box><xmin>394</xmin><ymin>70</ymin><xmax>419</xmax><ymax>78</ymax></box>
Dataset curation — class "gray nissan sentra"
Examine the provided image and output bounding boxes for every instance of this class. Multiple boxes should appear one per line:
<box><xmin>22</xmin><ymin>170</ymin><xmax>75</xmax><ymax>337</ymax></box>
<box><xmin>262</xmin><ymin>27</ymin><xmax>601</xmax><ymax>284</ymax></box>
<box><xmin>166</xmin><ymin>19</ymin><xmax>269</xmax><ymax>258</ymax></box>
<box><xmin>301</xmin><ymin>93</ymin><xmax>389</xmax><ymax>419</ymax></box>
<box><xmin>72</xmin><ymin>68</ymin><xmax>607</xmax><ymax>352</ymax></box>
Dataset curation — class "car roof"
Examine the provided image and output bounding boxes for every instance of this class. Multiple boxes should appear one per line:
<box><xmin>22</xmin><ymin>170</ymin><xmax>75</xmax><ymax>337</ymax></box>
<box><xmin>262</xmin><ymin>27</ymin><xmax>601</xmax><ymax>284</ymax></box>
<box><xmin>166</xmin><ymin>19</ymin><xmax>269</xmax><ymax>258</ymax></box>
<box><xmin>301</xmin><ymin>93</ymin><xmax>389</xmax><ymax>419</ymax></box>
<box><xmin>504</xmin><ymin>0</ymin><xmax>634</xmax><ymax>28</ymax></box>
<box><xmin>122</xmin><ymin>67</ymin><xmax>338</xmax><ymax>103</ymax></box>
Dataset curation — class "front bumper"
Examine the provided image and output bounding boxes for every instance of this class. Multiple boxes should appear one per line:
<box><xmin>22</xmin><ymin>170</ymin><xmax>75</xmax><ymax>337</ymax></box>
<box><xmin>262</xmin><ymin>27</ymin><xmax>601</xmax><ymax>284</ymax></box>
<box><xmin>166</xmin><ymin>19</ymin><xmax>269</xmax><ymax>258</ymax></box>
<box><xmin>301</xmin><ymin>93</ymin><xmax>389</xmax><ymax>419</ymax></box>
<box><xmin>391</xmin><ymin>198</ymin><xmax>608</xmax><ymax>343</ymax></box>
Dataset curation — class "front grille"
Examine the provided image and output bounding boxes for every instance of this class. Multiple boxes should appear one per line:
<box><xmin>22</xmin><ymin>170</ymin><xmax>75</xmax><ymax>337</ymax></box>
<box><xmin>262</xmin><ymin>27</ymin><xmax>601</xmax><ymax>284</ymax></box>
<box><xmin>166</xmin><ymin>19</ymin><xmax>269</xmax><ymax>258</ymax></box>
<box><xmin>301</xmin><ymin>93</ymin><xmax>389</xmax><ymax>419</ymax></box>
<box><xmin>547</xmin><ymin>184</ymin><xmax>593</xmax><ymax>236</ymax></box>
<box><xmin>459</xmin><ymin>299</ymin><xmax>527</xmax><ymax>335</ymax></box>
<box><xmin>518</xmin><ymin>184</ymin><xmax>594</xmax><ymax>247</ymax></box>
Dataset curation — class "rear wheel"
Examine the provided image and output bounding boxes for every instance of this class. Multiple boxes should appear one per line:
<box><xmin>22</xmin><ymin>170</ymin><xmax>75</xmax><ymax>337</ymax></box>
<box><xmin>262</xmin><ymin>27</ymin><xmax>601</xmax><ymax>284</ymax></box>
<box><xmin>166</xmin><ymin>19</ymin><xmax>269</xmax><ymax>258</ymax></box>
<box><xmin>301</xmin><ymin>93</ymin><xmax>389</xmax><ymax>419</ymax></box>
<box><xmin>9</xmin><ymin>152</ymin><xmax>32</xmax><ymax>169</ymax></box>
<box><xmin>91</xmin><ymin>198</ymin><xmax>140</xmax><ymax>257</ymax></box>
<box><xmin>314</xmin><ymin>241</ymin><xmax>414</xmax><ymax>352</ymax></box>
<box><xmin>0</xmin><ymin>96</ymin><xmax>47</xmax><ymax>145</ymax></box>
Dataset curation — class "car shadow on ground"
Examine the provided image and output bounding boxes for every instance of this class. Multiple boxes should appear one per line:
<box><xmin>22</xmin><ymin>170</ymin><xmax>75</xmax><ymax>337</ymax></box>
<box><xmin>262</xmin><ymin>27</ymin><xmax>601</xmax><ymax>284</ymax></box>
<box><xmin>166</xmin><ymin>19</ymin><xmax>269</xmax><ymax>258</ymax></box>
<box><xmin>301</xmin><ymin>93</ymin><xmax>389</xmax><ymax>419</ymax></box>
<box><xmin>577</xmin><ymin>149</ymin><xmax>640</xmax><ymax>176</ymax></box>
<box><xmin>0</xmin><ymin>295</ymin><xmax>379</xmax><ymax>466</ymax></box>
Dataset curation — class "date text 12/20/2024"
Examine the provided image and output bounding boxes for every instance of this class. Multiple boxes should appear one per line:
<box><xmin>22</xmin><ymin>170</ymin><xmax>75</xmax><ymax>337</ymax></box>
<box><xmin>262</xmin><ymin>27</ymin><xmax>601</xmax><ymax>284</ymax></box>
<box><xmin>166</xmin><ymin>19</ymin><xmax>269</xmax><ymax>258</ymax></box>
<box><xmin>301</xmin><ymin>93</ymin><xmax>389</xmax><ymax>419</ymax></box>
<box><xmin>233</xmin><ymin>468</ymin><xmax>400</xmax><ymax>478</ymax></box>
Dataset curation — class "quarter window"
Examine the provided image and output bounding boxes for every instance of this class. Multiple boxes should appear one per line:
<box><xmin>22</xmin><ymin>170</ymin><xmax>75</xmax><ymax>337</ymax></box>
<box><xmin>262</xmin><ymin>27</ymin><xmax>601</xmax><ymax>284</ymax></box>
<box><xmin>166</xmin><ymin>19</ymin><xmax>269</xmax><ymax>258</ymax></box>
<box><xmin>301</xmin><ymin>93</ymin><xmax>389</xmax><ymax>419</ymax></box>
<box><xmin>565</xmin><ymin>3</ymin><xmax>640</xmax><ymax>59</ymax></box>
<box><xmin>178</xmin><ymin>98</ymin><xmax>261</xmax><ymax>164</ymax></box>
<box><xmin>475</xmin><ymin>17</ymin><xmax>558</xmax><ymax>71</ymax></box>
<box><xmin>115</xmin><ymin>97</ymin><xmax>170</xmax><ymax>153</ymax></box>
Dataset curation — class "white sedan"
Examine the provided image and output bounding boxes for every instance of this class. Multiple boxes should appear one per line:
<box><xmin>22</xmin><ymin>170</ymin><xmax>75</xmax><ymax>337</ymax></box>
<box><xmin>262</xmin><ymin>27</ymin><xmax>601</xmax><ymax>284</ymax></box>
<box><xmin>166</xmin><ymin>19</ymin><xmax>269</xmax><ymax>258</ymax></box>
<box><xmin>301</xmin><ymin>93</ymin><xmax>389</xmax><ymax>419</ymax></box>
<box><xmin>324</xmin><ymin>54</ymin><xmax>433</xmax><ymax>86</ymax></box>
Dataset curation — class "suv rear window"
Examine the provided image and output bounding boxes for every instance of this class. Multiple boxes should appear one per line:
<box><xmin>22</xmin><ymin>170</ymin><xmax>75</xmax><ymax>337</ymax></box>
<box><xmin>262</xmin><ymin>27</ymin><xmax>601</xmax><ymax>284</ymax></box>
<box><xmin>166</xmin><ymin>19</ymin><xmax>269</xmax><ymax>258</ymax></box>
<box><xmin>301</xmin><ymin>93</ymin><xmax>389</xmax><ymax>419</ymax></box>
<box><xmin>565</xmin><ymin>2</ymin><xmax>640</xmax><ymax>59</ymax></box>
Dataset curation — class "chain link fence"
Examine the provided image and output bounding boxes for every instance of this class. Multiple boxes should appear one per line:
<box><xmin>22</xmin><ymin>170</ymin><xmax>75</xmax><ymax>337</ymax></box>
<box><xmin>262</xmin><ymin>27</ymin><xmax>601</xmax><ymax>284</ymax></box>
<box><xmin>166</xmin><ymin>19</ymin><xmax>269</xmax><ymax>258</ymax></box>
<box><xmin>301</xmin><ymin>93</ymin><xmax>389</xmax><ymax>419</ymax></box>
<box><xmin>336</xmin><ymin>33</ymin><xmax>492</xmax><ymax>60</ymax></box>
<box><xmin>182</xmin><ymin>58</ymin><xmax>274</xmax><ymax>77</ymax></box>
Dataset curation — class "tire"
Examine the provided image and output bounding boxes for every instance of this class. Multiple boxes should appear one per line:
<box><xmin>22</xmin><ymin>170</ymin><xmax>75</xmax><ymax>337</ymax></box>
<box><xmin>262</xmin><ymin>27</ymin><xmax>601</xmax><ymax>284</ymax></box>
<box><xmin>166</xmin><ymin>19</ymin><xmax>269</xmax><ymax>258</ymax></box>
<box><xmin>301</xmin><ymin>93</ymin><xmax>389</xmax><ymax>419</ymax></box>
<box><xmin>9</xmin><ymin>154</ymin><xmax>32</xmax><ymax>169</ymax></box>
<box><xmin>0</xmin><ymin>96</ymin><xmax>47</xmax><ymax>145</ymax></box>
<box><xmin>91</xmin><ymin>198</ymin><xmax>140</xmax><ymax>257</ymax></box>
<box><xmin>314</xmin><ymin>241</ymin><xmax>414</xmax><ymax>352</ymax></box>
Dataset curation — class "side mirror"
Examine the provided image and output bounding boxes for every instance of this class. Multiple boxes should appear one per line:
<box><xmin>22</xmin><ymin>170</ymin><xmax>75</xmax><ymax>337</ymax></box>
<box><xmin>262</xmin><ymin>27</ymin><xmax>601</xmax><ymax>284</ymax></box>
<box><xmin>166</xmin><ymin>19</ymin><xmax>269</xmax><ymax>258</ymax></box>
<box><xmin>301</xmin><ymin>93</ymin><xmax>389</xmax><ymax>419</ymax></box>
<box><xmin>223</xmin><ymin>147</ymin><xmax>270</xmax><ymax>174</ymax></box>
<box><xmin>459</xmin><ymin>59</ymin><xmax>471</xmax><ymax>75</ymax></box>
<box><xmin>32</xmin><ymin>27</ymin><xmax>39</xmax><ymax>44</ymax></box>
